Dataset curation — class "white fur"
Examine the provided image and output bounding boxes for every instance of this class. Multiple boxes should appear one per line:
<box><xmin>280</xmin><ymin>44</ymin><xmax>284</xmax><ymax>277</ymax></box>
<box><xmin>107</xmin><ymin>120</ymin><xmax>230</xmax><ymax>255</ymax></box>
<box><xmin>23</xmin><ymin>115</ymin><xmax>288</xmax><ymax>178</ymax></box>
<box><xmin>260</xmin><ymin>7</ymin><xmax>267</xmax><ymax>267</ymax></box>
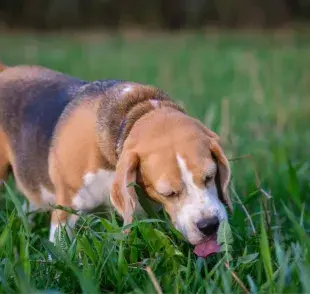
<box><xmin>122</xmin><ymin>86</ymin><xmax>133</xmax><ymax>94</ymax></box>
<box><xmin>44</xmin><ymin>169</ymin><xmax>114</xmax><ymax>245</ymax></box>
<box><xmin>49</xmin><ymin>214</ymin><xmax>80</xmax><ymax>243</ymax></box>
<box><xmin>49</xmin><ymin>222</ymin><xmax>59</xmax><ymax>243</ymax></box>
<box><xmin>176</xmin><ymin>154</ymin><xmax>227</xmax><ymax>244</ymax></box>
<box><xmin>22</xmin><ymin>201</ymin><xmax>39</xmax><ymax>214</ymax></box>
<box><xmin>72</xmin><ymin>169</ymin><xmax>115</xmax><ymax>211</ymax></box>
<box><xmin>40</xmin><ymin>186</ymin><xmax>56</xmax><ymax>207</ymax></box>
<box><xmin>150</xmin><ymin>99</ymin><xmax>160</xmax><ymax>108</ymax></box>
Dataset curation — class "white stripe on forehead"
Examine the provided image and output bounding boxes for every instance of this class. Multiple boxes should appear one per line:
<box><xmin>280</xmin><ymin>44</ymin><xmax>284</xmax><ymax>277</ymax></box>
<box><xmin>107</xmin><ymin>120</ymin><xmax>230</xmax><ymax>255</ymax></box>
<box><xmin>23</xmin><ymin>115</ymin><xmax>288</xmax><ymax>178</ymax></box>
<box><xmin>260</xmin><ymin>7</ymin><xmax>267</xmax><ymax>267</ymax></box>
<box><xmin>176</xmin><ymin>154</ymin><xmax>197</xmax><ymax>190</ymax></box>
<box><xmin>176</xmin><ymin>154</ymin><xmax>217</xmax><ymax>185</ymax></box>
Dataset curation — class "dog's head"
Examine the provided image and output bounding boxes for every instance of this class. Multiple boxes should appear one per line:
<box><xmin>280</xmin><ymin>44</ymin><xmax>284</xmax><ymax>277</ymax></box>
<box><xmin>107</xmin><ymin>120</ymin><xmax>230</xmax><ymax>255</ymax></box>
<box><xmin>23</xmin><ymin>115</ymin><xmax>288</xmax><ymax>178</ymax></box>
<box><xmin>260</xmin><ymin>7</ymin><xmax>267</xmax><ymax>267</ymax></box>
<box><xmin>110</xmin><ymin>107</ymin><xmax>232</xmax><ymax>251</ymax></box>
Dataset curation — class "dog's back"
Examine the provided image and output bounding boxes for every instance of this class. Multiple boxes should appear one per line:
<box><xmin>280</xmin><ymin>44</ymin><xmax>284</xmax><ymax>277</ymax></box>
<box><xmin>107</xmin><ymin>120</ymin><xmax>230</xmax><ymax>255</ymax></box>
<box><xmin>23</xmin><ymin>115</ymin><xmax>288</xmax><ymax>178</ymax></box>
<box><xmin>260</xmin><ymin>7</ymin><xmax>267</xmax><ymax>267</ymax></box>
<box><xmin>0</xmin><ymin>64</ymin><xmax>86</xmax><ymax>193</ymax></box>
<box><xmin>0</xmin><ymin>63</ymin><xmax>121</xmax><ymax>196</ymax></box>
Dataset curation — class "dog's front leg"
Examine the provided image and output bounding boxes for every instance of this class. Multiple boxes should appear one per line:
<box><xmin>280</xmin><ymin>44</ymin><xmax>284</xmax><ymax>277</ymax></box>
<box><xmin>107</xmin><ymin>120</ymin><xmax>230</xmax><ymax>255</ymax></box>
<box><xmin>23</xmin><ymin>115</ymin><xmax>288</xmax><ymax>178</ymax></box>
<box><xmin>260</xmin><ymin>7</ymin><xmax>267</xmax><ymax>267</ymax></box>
<box><xmin>50</xmin><ymin>210</ymin><xmax>79</xmax><ymax>243</ymax></box>
<box><xmin>49</xmin><ymin>187</ymin><xmax>79</xmax><ymax>243</ymax></box>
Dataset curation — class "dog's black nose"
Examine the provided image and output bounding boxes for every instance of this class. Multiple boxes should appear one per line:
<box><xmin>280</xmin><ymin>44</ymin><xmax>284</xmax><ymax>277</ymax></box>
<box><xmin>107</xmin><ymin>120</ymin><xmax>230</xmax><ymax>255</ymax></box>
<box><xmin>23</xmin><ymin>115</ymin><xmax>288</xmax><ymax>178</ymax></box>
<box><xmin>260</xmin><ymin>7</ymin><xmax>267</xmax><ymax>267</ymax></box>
<box><xmin>196</xmin><ymin>216</ymin><xmax>220</xmax><ymax>236</ymax></box>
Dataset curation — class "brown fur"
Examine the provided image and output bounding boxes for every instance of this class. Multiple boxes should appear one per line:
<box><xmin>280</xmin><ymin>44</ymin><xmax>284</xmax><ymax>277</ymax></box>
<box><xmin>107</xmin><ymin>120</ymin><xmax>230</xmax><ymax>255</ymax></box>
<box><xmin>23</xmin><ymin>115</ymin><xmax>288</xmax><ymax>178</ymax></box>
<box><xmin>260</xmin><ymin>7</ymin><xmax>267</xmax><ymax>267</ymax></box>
<box><xmin>112</xmin><ymin>107</ymin><xmax>232</xmax><ymax>226</ymax></box>
<box><xmin>0</xmin><ymin>61</ymin><xmax>232</xmax><ymax>243</ymax></box>
<box><xmin>48</xmin><ymin>84</ymin><xmax>183</xmax><ymax>223</ymax></box>
<box><xmin>0</xmin><ymin>64</ymin><xmax>85</xmax><ymax>197</ymax></box>
<box><xmin>0</xmin><ymin>126</ymin><xmax>10</xmax><ymax>182</ymax></box>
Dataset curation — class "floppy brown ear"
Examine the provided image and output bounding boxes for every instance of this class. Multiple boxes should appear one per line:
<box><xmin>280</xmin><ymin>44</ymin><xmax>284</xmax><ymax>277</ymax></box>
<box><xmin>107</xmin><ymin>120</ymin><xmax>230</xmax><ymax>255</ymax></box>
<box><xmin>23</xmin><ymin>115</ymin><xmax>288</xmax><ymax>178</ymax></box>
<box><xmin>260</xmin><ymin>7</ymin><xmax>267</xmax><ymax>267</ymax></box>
<box><xmin>110</xmin><ymin>152</ymin><xmax>139</xmax><ymax>227</ymax></box>
<box><xmin>209</xmin><ymin>139</ymin><xmax>233</xmax><ymax>212</ymax></box>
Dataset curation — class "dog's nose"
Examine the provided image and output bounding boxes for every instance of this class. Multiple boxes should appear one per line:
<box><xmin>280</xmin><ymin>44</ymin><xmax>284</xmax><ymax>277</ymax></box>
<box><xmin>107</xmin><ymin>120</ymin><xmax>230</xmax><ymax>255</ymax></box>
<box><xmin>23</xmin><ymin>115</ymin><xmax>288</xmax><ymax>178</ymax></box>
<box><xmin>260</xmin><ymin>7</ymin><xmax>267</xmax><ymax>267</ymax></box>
<box><xmin>196</xmin><ymin>216</ymin><xmax>220</xmax><ymax>236</ymax></box>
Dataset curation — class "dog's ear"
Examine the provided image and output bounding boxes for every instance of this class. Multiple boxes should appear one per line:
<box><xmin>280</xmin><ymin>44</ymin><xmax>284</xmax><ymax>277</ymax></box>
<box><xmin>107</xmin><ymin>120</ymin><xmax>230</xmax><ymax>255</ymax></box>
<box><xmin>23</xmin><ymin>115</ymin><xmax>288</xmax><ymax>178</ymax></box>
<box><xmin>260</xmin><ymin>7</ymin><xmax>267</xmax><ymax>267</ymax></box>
<box><xmin>209</xmin><ymin>139</ymin><xmax>233</xmax><ymax>212</ymax></box>
<box><xmin>110</xmin><ymin>151</ymin><xmax>139</xmax><ymax>227</ymax></box>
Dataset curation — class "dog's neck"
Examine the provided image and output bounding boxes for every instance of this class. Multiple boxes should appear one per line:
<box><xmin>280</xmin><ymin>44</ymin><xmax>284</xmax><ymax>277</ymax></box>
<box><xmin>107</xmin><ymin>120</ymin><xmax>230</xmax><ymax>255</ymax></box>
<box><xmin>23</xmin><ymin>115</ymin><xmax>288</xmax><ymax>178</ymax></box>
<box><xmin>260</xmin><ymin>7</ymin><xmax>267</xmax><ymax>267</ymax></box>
<box><xmin>115</xmin><ymin>99</ymin><xmax>183</xmax><ymax>159</ymax></box>
<box><xmin>96</xmin><ymin>84</ymin><xmax>185</xmax><ymax>166</ymax></box>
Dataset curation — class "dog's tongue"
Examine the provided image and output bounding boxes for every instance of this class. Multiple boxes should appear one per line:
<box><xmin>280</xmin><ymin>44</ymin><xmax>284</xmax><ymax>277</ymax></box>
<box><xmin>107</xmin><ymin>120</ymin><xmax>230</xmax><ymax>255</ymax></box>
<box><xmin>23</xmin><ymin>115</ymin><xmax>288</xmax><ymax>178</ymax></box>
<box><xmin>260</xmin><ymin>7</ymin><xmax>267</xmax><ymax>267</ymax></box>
<box><xmin>194</xmin><ymin>236</ymin><xmax>220</xmax><ymax>258</ymax></box>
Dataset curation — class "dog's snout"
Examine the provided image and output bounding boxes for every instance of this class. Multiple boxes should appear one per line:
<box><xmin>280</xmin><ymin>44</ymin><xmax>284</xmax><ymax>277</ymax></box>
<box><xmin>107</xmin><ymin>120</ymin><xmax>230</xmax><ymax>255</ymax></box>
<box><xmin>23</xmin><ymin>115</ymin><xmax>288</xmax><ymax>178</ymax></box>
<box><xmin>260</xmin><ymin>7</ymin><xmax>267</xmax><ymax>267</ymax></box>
<box><xmin>196</xmin><ymin>216</ymin><xmax>219</xmax><ymax>236</ymax></box>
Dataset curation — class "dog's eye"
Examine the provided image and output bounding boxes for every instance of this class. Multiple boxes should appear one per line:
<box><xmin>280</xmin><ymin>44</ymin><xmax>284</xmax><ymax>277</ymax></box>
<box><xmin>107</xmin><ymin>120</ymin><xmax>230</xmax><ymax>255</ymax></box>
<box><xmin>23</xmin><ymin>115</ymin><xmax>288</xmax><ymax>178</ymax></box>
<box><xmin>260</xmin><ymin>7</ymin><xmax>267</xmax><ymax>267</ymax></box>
<box><xmin>154</xmin><ymin>187</ymin><xmax>178</xmax><ymax>197</ymax></box>
<box><xmin>163</xmin><ymin>191</ymin><xmax>177</xmax><ymax>197</ymax></box>
<box><xmin>204</xmin><ymin>175</ymin><xmax>214</xmax><ymax>185</ymax></box>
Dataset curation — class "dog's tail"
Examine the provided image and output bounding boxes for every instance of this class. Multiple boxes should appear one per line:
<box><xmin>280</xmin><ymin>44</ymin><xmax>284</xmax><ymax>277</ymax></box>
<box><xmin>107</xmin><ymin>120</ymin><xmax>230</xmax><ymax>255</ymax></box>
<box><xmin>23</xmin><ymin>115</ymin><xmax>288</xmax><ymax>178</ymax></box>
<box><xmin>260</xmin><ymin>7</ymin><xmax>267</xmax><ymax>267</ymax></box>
<box><xmin>0</xmin><ymin>62</ymin><xmax>7</xmax><ymax>72</ymax></box>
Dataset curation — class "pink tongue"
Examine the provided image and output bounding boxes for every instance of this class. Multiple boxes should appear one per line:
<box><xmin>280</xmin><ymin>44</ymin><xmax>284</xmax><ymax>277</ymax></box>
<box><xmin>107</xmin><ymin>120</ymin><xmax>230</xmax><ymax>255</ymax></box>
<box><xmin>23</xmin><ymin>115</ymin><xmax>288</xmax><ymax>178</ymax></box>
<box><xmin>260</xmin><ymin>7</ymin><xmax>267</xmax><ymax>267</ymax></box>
<box><xmin>194</xmin><ymin>236</ymin><xmax>221</xmax><ymax>258</ymax></box>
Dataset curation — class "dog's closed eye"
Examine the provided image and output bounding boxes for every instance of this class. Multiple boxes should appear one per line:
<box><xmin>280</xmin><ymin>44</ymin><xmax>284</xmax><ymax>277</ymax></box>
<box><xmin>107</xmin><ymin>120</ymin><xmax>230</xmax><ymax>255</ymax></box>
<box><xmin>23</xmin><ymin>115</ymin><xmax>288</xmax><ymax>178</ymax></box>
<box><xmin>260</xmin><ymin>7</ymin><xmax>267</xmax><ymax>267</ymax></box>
<box><xmin>204</xmin><ymin>163</ymin><xmax>217</xmax><ymax>185</ymax></box>
<box><xmin>161</xmin><ymin>191</ymin><xmax>178</xmax><ymax>197</ymax></box>
<box><xmin>204</xmin><ymin>175</ymin><xmax>214</xmax><ymax>185</ymax></box>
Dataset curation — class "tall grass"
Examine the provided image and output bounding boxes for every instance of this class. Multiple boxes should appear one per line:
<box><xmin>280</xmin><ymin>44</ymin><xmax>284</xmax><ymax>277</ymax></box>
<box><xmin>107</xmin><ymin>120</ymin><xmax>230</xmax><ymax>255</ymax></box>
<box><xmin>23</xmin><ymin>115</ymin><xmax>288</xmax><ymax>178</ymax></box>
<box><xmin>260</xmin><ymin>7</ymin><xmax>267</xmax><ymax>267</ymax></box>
<box><xmin>0</xmin><ymin>31</ymin><xmax>309</xmax><ymax>293</ymax></box>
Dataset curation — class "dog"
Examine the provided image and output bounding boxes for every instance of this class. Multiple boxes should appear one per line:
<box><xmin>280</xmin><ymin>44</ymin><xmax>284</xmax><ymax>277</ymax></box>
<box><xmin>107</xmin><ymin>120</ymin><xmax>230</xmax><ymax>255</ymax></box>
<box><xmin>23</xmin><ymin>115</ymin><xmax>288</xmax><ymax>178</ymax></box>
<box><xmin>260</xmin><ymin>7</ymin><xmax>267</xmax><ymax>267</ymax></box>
<box><xmin>0</xmin><ymin>61</ymin><xmax>233</xmax><ymax>257</ymax></box>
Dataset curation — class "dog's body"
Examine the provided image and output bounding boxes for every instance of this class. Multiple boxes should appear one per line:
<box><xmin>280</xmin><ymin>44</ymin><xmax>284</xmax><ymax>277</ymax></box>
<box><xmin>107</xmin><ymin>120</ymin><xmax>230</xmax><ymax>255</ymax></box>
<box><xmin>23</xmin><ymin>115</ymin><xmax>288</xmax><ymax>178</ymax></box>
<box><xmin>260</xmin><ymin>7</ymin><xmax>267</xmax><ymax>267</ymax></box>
<box><xmin>0</xmin><ymin>62</ymin><xmax>232</xmax><ymax>254</ymax></box>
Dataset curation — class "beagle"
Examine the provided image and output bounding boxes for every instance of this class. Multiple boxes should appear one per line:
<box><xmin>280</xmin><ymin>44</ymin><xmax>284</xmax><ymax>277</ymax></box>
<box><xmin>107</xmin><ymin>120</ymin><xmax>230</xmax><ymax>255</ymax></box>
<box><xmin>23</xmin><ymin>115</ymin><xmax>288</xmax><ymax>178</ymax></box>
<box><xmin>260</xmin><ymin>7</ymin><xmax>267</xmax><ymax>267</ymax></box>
<box><xmin>0</xmin><ymin>62</ymin><xmax>232</xmax><ymax>257</ymax></box>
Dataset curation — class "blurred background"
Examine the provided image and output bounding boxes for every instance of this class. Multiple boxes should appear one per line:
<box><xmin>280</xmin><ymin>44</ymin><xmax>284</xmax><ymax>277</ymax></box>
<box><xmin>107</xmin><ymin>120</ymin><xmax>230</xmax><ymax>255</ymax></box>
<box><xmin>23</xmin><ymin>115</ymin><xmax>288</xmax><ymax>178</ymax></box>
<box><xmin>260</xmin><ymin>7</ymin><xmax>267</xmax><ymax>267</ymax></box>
<box><xmin>0</xmin><ymin>0</ymin><xmax>310</xmax><ymax>30</ymax></box>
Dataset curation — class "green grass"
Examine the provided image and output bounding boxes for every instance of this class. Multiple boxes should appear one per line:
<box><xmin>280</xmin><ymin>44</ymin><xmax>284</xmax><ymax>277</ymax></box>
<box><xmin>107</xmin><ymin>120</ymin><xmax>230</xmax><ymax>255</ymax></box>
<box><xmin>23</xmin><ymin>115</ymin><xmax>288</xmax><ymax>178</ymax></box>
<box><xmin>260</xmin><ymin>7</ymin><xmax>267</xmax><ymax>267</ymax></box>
<box><xmin>0</xmin><ymin>30</ymin><xmax>310</xmax><ymax>293</ymax></box>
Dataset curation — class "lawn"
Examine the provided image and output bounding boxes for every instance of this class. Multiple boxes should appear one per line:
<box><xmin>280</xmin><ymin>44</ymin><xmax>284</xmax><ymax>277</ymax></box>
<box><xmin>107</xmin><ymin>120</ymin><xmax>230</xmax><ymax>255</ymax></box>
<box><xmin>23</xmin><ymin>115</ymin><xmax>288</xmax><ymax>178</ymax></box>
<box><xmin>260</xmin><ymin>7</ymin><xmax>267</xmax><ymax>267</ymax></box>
<box><xmin>0</xmin><ymin>30</ymin><xmax>309</xmax><ymax>293</ymax></box>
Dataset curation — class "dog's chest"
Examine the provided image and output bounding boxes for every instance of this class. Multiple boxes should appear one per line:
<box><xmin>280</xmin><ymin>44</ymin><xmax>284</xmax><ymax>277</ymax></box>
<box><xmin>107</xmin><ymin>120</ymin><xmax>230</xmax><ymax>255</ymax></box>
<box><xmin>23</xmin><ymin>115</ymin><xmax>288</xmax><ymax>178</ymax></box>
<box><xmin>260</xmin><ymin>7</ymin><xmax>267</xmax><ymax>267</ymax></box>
<box><xmin>72</xmin><ymin>169</ymin><xmax>115</xmax><ymax>211</ymax></box>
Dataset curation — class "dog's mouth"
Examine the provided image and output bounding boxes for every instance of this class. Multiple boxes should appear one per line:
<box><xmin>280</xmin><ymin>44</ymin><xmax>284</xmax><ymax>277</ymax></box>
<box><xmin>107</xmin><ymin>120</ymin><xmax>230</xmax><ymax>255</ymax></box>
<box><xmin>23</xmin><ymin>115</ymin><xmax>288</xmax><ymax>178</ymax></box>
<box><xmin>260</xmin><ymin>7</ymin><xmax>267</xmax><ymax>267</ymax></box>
<box><xmin>193</xmin><ymin>235</ymin><xmax>220</xmax><ymax>258</ymax></box>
